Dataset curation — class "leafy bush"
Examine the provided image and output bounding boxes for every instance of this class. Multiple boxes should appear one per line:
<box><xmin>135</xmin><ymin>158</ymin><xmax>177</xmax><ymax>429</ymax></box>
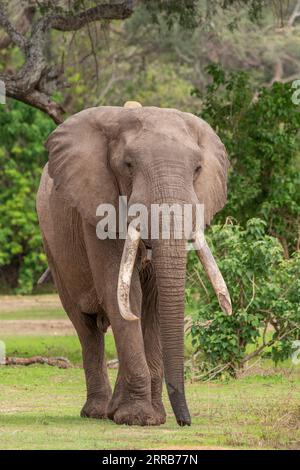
<box><xmin>0</xmin><ymin>100</ymin><xmax>54</xmax><ymax>293</ymax></box>
<box><xmin>194</xmin><ymin>65</ymin><xmax>300</xmax><ymax>254</ymax></box>
<box><xmin>186</xmin><ymin>218</ymin><xmax>300</xmax><ymax>378</ymax></box>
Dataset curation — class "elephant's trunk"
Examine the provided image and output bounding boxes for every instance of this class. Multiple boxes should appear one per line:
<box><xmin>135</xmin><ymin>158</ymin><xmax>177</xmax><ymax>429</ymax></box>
<box><xmin>152</xmin><ymin>237</ymin><xmax>191</xmax><ymax>426</ymax></box>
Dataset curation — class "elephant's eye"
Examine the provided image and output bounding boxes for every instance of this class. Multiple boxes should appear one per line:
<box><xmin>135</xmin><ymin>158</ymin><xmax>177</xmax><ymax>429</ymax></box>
<box><xmin>124</xmin><ymin>161</ymin><xmax>133</xmax><ymax>169</ymax></box>
<box><xmin>194</xmin><ymin>164</ymin><xmax>202</xmax><ymax>174</ymax></box>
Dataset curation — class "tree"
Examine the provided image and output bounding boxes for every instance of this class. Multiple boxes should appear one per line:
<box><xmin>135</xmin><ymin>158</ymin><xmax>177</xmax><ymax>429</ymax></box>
<box><xmin>196</xmin><ymin>65</ymin><xmax>300</xmax><ymax>254</ymax></box>
<box><xmin>20</xmin><ymin>1</ymin><xmax>298</xmax><ymax>116</ymax></box>
<box><xmin>0</xmin><ymin>0</ymin><xmax>267</xmax><ymax>122</ymax></box>
<box><xmin>0</xmin><ymin>0</ymin><xmax>134</xmax><ymax>123</ymax></box>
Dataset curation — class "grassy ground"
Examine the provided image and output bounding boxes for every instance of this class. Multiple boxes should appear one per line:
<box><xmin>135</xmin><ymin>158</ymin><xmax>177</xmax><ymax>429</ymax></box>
<box><xmin>0</xmin><ymin>295</ymin><xmax>300</xmax><ymax>450</ymax></box>
<box><xmin>0</xmin><ymin>367</ymin><xmax>299</xmax><ymax>450</ymax></box>
<box><xmin>1</xmin><ymin>334</ymin><xmax>194</xmax><ymax>365</ymax></box>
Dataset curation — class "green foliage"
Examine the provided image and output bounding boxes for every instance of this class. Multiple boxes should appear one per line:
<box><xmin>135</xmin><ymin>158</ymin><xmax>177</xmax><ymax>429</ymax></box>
<box><xmin>142</xmin><ymin>0</ymin><xmax>264</xmax><ymax>29</ymax></box>
<box><xmin>0</xmin><ymin>100</ymin><xmax>54</xmax><ymax>293</ymax></box>
<box><xmin>187</xmin><ymin>218</ymin><xmax>300</xmax><ymax>377</ymax></box>
<box><xmin>221</xmin><ymin>0</ymin><xmax>264</xmax><ymax>22</ymax></box>
<box><xmin>142</xmin><ymin>0</ymin><xmax>198</xmax><ymax>30</ymax></box>
<box><xmin>57</xmin><ymin>0</ymin><xmax>295</xmax><ymax>113</ymax></box>
<box><xmin>195</xmin><ymin>65</ymin><xmax>300</xmax><ymax>253</ymax></box>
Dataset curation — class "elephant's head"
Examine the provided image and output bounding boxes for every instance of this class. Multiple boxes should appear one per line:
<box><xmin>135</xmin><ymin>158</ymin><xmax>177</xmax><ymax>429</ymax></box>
<box><xmin>46</xmin><ymin>105</ymin><xmax>231</xmax><ymax>426</ymax></box>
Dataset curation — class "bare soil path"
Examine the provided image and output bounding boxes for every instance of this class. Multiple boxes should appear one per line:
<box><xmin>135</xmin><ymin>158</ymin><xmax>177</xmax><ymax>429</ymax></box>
<box><xmin>0</xmin><ymin>294</ymin><xmax>75</xmax><ymax>335</ymax></box>
<box><xmin>0</xmin><ymin>294</ymin><xmax>61</xmax><ymax>312</ymax></box>
<box><xmin>0</xmin><ymin>319</ymin><xmax>74</xmax><ymax>335</ymax></box>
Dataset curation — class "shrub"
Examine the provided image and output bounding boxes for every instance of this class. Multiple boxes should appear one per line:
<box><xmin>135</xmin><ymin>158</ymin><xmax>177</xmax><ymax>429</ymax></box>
<box><xmin>186</xmin><ymin>218</ymin><xmax>300</xmax><ymax>378</ymax></box>
<box><xmin>194</xmin><ymin>65</ymin><xmax>300</xmax><ymax>255</ymax></box>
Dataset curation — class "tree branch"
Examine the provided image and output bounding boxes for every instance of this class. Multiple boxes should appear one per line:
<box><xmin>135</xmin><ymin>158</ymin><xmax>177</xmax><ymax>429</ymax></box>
<box><xmin>0</xmin><ymin>2</ymin><xmax>29</xmax><ymax>52</ymax></box>
<box><xmin>288</xmin><ymin>0</ymin><xmax>300</xmax><ymax>26</ymax></box>
<box><xmin>0</xmin><ymin>1</ymin><xmax>134</xmax><ymax>123</ymax></box>
<box><xmin>0</xmin><ymin>6</ymin><xmax>35</xmax><ymax>50</ymax></box>
<box><xmin>49</xmin><ymin>0</ymin><xmax>134</xmax><ymax>31</ymax></box>
<box><xmin>0</xmin><ymin>70</ymin><xmax>65</xmax><ymax>123</ymax></box>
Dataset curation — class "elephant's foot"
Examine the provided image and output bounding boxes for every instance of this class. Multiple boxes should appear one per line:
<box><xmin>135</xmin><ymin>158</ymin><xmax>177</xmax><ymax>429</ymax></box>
<box><xmin>80</xmin><ymin>397</ymin><xmax>109</xmax><ymax>419</ymax></box>
<box><xmin>152</xmin><ymin>400</ymin><xmax>167</xmax><ymax>425</ymax></box>
<box><xmin>112</xmin><ymin>400</ymin><xmax>159</xmax><ymax>426</ymax></box>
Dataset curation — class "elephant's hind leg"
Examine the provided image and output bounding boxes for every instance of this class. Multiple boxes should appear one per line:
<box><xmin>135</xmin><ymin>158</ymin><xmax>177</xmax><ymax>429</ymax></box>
<box><xmin>43</xmin><ymin>240</ymin><xmax>112</xmax><ymax>419</ymax></box>
<box><xmin>78</xmin><ymin>313</ymin><xmax>112</xmax><ymax>419</ymax></box>
<box><xmin>141</xmin><ymin>263</ymin><xmax>166</xmax><ymax>425</ymax></box>
<box><xmin>61</xmin><ymin>299</ymin><xmax>112</xmax><ymax>419</ymax></box>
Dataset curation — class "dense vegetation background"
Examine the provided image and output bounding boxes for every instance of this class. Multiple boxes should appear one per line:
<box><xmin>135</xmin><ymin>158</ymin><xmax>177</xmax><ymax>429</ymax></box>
<box><xmin>0</xmin><ymin>0</ymin><xmax>299</xmax><ymax>374</ymax></box>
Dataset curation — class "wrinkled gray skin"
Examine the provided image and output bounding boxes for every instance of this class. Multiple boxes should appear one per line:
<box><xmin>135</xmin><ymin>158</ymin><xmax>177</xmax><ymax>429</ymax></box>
<box><xmin>37</xmin><ymin>106</ymin><xmax>229</xmax><ymax>426</ymax></box>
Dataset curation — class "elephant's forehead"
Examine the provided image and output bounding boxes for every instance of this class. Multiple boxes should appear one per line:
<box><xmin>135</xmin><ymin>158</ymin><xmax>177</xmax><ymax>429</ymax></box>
<box><xmin>117</xmin><ymin>107</ymin><xmax>186</xmax><ymax>128</ymax></box>
<box><xmin>123</xmin><ymin>107</ymin><xmax>190</xmax><ymax>141</ymax></box>
<box><xmin>140</xmin><ymin>107</ymin><xmax>184</xmax><ymax>120</ymax></box>
<box><xmin>144</xmin><ymin>109</ymin><xmax>187</xmax><ymax>131</ymax></box>
<box><xmin>122</xmin><ymin>112</ymin><xmax>199</xmax><ymax>156</ymax></box>
<box><xmin>114</xmin><ymin>109</ymin><xmax>200</xmax><ymax>158</ymax></box>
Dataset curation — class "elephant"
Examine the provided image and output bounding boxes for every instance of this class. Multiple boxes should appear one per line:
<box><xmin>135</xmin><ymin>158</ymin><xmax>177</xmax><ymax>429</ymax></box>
<box><xmin>36</xmin><ymin>102</ymin><xmax>231</xmax><ymax>427</ymax></box>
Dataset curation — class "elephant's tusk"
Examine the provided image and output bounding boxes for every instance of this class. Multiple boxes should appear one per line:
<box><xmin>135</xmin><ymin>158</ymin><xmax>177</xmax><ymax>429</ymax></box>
<box><xmin>117</xmin><ymin>224</ymin><xmax>141</xmax><ymax>321</ymax></box>
<box><xmin>193</xmin><ymin>231</ymin><xmax>232</xmax><ymax>315</ymax></box>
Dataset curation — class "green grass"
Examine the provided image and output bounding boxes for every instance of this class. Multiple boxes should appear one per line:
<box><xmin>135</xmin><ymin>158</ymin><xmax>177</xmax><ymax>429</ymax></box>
<box><xmin>1</xmin><ymin>297</ymin><xmax>299</xmax><ymax>449</ymax></box>
<box><xmin>1</xmin><ymin>334</ymin><xmax>195</xmax><ymax>365</ymax></box>
<box><xmin>0</xmin><ymin>366</ymin><xmax>299</xmax><ymax>450</ymax></box>
<box><xmin>0</xmin><ymin>307</ymin><xmax>65</xmax><ymax>320</ymax></box>
<box><xmin>1</xmin><ymin>335</ymin><xmax>117</xmax><ymax>365</ymax></box>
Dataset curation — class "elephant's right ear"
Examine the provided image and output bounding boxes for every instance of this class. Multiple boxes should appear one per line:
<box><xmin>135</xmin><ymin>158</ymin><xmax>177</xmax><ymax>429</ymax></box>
<box><xmin>46</xmin><ymin>107</ymin><xmax>119</xmax><ymax>225</ymax></box>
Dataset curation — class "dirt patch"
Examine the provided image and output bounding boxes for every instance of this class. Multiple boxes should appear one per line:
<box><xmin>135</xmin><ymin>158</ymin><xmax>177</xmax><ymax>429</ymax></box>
<box><xmin>0</xmin><ymin>294</ymin><xmax>61</xmax><ymax>312</ymax></box>
<box><xmin>0</xmin><ymin>319</ymin><xmax>75</xmax><ymax>335</ymax></box>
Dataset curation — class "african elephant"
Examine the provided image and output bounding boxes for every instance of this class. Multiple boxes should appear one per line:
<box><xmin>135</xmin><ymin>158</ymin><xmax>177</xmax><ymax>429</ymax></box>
<box><xmin>36</xmin><ymin>103</ymin><xmax>231</xmax><ymax>427</ymax></box>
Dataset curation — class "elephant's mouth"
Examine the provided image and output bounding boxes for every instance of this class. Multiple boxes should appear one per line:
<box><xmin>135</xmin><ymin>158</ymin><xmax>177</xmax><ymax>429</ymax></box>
<box><xmin>117</xmin><ymin>226</ymin><xmax>232</xmax><ymax>321</ymax></box>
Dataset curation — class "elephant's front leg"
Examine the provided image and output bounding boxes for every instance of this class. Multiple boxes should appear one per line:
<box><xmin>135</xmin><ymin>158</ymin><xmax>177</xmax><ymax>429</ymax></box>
<box><xmin>106</xmin><ymin>311</ymin><xmax>158</xmax><ymax>425</ymax></box>
<box><xmin>140</xmin><ymin>262</ymin><xmax>166</xmax><ymax>425</ymax></box>
<box><xmin>83</xmin><ymin>228</ymin><xmax>157</xmax><ymax>425</ymax></box>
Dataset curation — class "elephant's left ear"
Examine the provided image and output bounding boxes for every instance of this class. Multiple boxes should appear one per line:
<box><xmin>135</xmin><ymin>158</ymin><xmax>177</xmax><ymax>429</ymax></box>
<box><xmin>183</xmin><ymin>112</ymin><xmax>230</xmax><ymax>226</ymax></box>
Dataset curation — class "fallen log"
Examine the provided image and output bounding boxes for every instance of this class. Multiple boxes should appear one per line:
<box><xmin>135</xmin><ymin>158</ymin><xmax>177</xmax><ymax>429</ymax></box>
<box><xmin>4</xmin><ymin>356</ymin><xmax>72</xmax><ymax>369</ymax></box>
<box><xmin>2</xmin><ymin>356</ymin><xmax>119</xmax><ymax>369</ymax></box>
<box><xmin>107</xmin><ymin>359</ymin><xmax>119</xmax><ymax>369</ymax></box>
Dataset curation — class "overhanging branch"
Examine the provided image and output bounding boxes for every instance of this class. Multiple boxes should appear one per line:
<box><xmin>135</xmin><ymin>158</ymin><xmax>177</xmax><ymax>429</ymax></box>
<box><xmin>0</xmin><ymin>1</ymin><xmax>134</xmax><ymax>123</ymax></box>
<box><xmin>0</xmin><ymin>6</ymin><xmax>35</xmax><ymax>49</ymax></box>
<box><xmin>49</xmin><ymin>0</ymin><xmax>134</xmax><ymax>31</ymax></box>
<box><xmin>0</xmin><ymin>4</ymin><xmax>28</xmax><ymax>52</ymax></box>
